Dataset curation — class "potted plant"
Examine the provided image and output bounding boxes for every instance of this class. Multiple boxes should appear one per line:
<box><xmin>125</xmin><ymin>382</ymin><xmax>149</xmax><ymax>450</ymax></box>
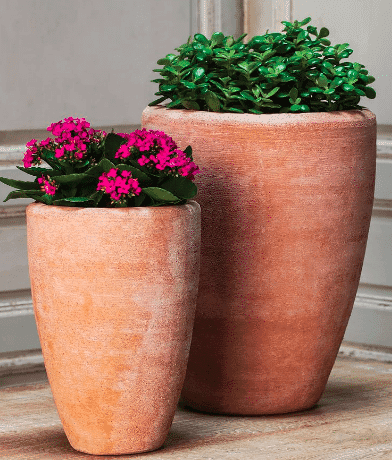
<box><xmin>142</xmin><ymin>18</ymin><xmax>377</xmax><ymax>415</ymax></box>
<box><xmin>0</xmin><ymin>117</ymin><xmax>201</xmax><ymax>455</ymax></box>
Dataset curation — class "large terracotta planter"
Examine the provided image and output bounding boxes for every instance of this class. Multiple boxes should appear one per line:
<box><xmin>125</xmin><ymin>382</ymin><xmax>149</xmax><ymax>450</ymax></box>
<box><xmin>26</xmin><ymin>201</ymin><xmax>201</xmax><ymax>455</ymax></box>
<box><xmin>142</xmin><ymin>106</ymin><xmax>376</xmax><ymax>415</ymax></box>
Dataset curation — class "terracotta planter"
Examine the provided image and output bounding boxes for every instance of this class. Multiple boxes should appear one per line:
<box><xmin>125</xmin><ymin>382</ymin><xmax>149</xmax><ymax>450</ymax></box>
<box><xmin>26</xmin><ymin>201</ymin><xmax>201</xmax><ymax>455</ymax></box>
<box><xmin>142</xmin><ymin>106</ymin><xmax>376</xmax><ymax>415</ymax></box>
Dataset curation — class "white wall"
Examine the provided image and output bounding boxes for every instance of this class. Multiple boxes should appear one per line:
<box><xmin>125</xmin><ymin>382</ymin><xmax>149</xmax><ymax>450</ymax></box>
<box><xmin>0</xmin><ymin>0</ymin><xmax>190</xmax><ymax>130</ymax></box>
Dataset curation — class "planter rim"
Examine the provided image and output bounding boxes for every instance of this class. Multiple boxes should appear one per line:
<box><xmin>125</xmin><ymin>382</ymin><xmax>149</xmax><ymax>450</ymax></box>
<box><xmin>143</xmin><ymin>105</ymin><xmax>375</xmax><ymax>127</ymax></box>
<box><xmin>26</xmin><ymin>200</ymin><xmax>199</xmax><ymax>215</ymax></box>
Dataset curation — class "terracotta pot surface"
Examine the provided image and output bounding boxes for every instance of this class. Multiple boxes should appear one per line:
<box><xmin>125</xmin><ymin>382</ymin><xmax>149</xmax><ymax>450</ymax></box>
<box><xmin>142</xmin><ymin>106</ymin><xmax>376</xmax><ymax>415</ymax></box>
<box><xmin>26</xmin><ymin>201</ymin><xmax>201</xmax><ymax>455</ymax></box>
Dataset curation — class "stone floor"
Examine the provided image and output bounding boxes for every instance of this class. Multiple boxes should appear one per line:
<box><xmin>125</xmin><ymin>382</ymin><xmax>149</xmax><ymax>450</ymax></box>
<box><xmin>1</xmin><ymin>354</ymin><xmax>392</xmax><ymax>460</ymax></box>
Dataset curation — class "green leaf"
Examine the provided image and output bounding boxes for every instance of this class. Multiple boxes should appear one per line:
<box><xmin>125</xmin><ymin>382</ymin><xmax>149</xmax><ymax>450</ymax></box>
<box><xmin>317</xmin><ymin>73</ymin><xmax>329</xmax><ymax>88</ymax></box>
<box><xmin>157</xmin><ymin>54</ymin><xmax>176</xmax><ymax>65</ymax></box>
<box><xmin>290</xmin><ymin>104</ymin><xmax>310</xmax><ymax>112</ymax></box>
<box><xmin>225</xmin><ymin>107</ymin><xmax>244</xmax><ymax>113</ymax></box>
<box><xmin>104</xmin><ymin>133</ymin><xmax>127</xmax><ymax>159</ymax></box>
<box><xmin>205</xmin><ymin>91</ymin><xmax>220</xmax><ymax>111</ymax></box>
<box><xmin>89</xmin><ymin>190</ymin><xmax>105</xmax><ymax>206</ymax></box>
<box><xmin>53</xmin><ymin>173</ymin><xmax>91</xmax><ymax>185</ymax></box>
<box><xmin>183</xmin><ymin>145</ymin><xmax>193</xmax><ymax>158</ymax></box>
<box><xmin>160</xmin><ymin>176</ymin><xmax>197</xmax><ymax>200</ymax></box>
<box><xmin>289</xmin><ymin>87</ymin><xmax>298</xmax><ymax>101</ymax></box>
<box><xmin>211</xmin><ymin>32</ymin><xmax>224</xmax><ymax>47</ymax></box>
<box><xmin>133</xmin><ymin>193</ymin><xmax>146</xmax><ymax>207</ymax></box>
<box><xmin>343</xmin><ymin>84</ymin><xmax>355</xmax><ymax>92</ymax></box>
<box><xmin>16</xmin><ymin>166</ymin><xmax>63</xmax><ymax>177</ymax></box>
<box><xmin>149</xmin><ymin>96</ymin><xmax>167</xmax><ymax>106</ymax></box>
<box><xmin>337</xmin><ymin>43</ymin><xmax>349</xmax><ymax>53</ymax></box>
<box><xmin>297</xmin><ymin>30</ymin><xmax>309</xmax><ymax>42</ymax></box>
<box><xmin>318</xmin><ymin>27</ymin><xmax>329</xmax><ymax>38</ymax></box>
<box><xmin>308</xmin><ymin>87</ymin><xmax>324</xmax><ymax>94</ymax></box>
<box><xmin>307</xmin><ymin>25</ymin><xmax>318</xmax><ymax>36</ymax></box>
<box><xmin>3</xmin><ymin>190</ymin><xmax>44</xmax><ymax>202</ymax></box>
<box><xmin>194</xmin><ymin>33</ymin><xmax>209</xmax><ymax>45</ymax></box>
<box><xmin>192</xmin><ymin>67</ymin><xmax>206</xmax><ymax>81</ymax></box>
<box><xmin>143</xmin><ymin>187</ymin><xmax>180</xmax><ymax>203</ymax></box>
<box><xmin>116</xmin><ymin>164</ymin><xmax>150</xmax><ymax>182</ymax></box>
<box><xmin>86</xmin><ymin>158</ymin><xmax>116</xmax><ymax>176</ymax></box>
<box><xmin>181</xmin><ymin>80</ymin><xmax>197</xmax><ymax>89</ymax></box>
<box><xmin>299</xmin><ymin>17</ymin><xmax>312</xmax><ymax>27</ymax></box>
<box><xmin>240</xmin><ymin>91</ymin><xmax>256</xmax><ymax>102</ymax></box>
<box><xmin>365</xmin><ymin>87</ymin><xmax>376</xmax><ymax>99</ymax></box>
<box><xmin>0</xmin><ymin>176</ymin><xmax>40</xmax><ymax>190</ymax></box>
<box><xmin>52</xmin><ymin>197</ymin><xmax>95</xmax><ymax>207</ymax></box>
<box><xmin>182</xmin><ymin>100</ymin><xmax>200</xmax><ymax>110</ymax></box>
<box><xmin>167</xmin><ymin>99</ymin><xmax>184</xmax><ymax>108</ymax></box>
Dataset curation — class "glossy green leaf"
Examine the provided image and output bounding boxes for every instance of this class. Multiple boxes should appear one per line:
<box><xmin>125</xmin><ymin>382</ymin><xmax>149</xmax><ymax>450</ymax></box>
<box><xmin>205</xmin><ymin>91</ymin><xmax>220</xmax><ymax>111</ymax></box>
<box><xmin>0</xmin><ymin>176</ymin><xmax>40</xmax><ymax>190</ymax></box>
<box><xmin>343</xmin><ymin>84</ymin><xmax>355</xmax><ymax>92</ymax></box>
<box><xmin>160</xmin><ymin>176</ymin><xmax>197</xmax><ymax>200</ymax></box>
<box><xmin>16</xmin><ymin>166</ymin><xmax>63</xmax><ymax>177</ymax></box>
<box><xmin>211</xmin><ymin>32</ymin><xmax>224</xmax><ymax>47</ymax></box>
<box><xmin>149</xmin><ymin>96</ymin><xmax>167</xmax><ymax>107</ymax></box>
<box><xmin>317</xmin><ymin>73</ymin><xmax>329</xmax><ymax>88</ymax></box>
<box><xmin>181</xmin><ymin>80</ymin><xmax>197</xmax><ymax>89</ymax></box>
<box><xmin>318</xmin><ymin>27</ymin><xmax>329</xmax><ymax>38</ymax></box>
<box><xmin>52</xmin><ymin>197</ymin><xmax>95</xmax><ymax>207</ymax></box>
<box><xmin>193</xmin><ymin>67</ymin><xmax>206</xmax><ymax>81</ymax></box>
<box><xmin>3</xmin><ymin>189</ymin><xmax>44</xmax><ymax>202</ymax></box>
<box><xmin>365</xmin><ymin>87</ymin><xmax>376</xmax><ymax>99</ymax></box>
<box><xmin>182</xmin><ymin>100</ymin><xmax>200</xmax><ymax>110</ymax></box>
<box><xmin>143</xmin><ymin>187</ymin><xmax>180</xmax><ymax>203</ymax></box>
<box><xmin>116</xmin><ymin>164</ymin><xmax>150</xmax><ymax>182</ymax></box>
<box><xmin>194</xmin><ymin>33</ymin><xmax>209</xmax><ymax>45</ymax></box>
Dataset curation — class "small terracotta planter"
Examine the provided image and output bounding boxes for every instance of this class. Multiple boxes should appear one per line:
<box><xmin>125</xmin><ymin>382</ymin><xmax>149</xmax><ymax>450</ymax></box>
<box><xmin>26</xmin><ymin>201</ymin><xmax>201</xmax><ymax>455</ymax></box>
<box><xmin>142</xmin><ymin>106</ymin><xmax>376</xmax><ymax>415</ymax></box>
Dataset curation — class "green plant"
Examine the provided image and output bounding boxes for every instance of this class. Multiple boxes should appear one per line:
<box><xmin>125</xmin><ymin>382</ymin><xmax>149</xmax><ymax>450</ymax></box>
<box><xmin>0</xmin><ymin>117</ymin><xmax>199</xmax><ymax>208</ymax></box>
<box><xmin>150</xmin><ymin>17</ymin><xmax>376</xmax><ymax>114</ymax></box>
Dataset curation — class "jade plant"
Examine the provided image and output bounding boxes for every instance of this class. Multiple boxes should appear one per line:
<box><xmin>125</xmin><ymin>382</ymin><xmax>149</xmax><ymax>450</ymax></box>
<box><xmin>150</xmin><ymin>17</ymin><xmax>376</xmax><ymax>113</ymax></box>
<box><xmin>0</xmin><ymin>117</ymin><xmax>199</xmax><ymax>207</ymax></box>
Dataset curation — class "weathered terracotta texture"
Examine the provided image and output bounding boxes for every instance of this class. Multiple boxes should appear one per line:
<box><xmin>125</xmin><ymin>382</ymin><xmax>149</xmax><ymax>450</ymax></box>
<box><xmin>26</xmin><ymin>201</ymin><xmax>201</xmax><ymax>455</ymax></box>
<box><xmin>142</xmin><ymin>106</ymin><xmax>376</xmax><ymax>415</ymax></box>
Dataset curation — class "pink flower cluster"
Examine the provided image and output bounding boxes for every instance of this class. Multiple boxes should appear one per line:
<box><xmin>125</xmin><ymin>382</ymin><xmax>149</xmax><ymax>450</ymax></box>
<box><xmin>23</xmin><ymin>117</ymin><xmax>105</xmax><ymax>168</ymax></box>
<box><xmin>38</xmin><ymin>176</ymin><xmax>57</xmax><ymax>196</ymax></box>
<box><xmin>115</xmin><ymin>129</ymin><xmax>200</xmax><ymax>180</ymax></box>
<box><xmin>97</xmin><ymin>168</ymin><xmax>141</xmax><ymax>203</ymax></box>
<box><xmin>48</xmin><ymin>117</ymin><xmax>105</xmax><ymax>162</ymax></box>
<box><xmin>23</xmin><ymin>139</ymin><xmax>42</xmax><ymax>168</ymax></box>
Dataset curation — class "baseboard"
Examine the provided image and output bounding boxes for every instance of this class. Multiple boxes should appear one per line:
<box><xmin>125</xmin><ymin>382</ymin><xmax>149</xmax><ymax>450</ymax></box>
<box><xmin>344</xmin><ymin>291</ymin><xmax>392</xmax><ymax>348</ymax></box>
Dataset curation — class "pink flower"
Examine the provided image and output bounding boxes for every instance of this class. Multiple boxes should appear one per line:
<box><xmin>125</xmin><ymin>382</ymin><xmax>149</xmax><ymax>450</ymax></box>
<box><xmin>55</xmin><ymin>146</ymin><xmax>65</xmax><ymax>158</ymax></box>
<box><xmin>39</xmin><ymin>137</ymin><xmax>52</xmax><ymax>148</ymax></box>
<box><xmin>115</xmin><ymin>144</ymin><xmax>131</xmax><ymax>159</ymax></box>
<box><xmin>44</xmin><ymin>117</ymin><xmax>105</xmax><ymax>164</ymax></box>
<box><xmin>23</xmin><ymin>141</ymin><xmax>41</xmax><ymax>168</ymax></box>
<box><xmin>23</xmin><ymin>150</ymin><xmax>34</xmax><ymax>168</ymax></box>
<box><xmin>97</xmin><ymin>168</ymin><xmax>141</xmax><ymax>204</ymax></box>
<box><xmin>38</xmin><ymin>176</ymin><xmax>57</xmax><ymax>196</ymax></box>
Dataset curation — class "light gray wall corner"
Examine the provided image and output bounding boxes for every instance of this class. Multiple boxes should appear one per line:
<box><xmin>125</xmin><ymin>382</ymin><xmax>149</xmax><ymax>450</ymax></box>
<box><xmin>191</xmin><ymin>0</ymin><xmax>244</xmax><ymax>38</ymax></box>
